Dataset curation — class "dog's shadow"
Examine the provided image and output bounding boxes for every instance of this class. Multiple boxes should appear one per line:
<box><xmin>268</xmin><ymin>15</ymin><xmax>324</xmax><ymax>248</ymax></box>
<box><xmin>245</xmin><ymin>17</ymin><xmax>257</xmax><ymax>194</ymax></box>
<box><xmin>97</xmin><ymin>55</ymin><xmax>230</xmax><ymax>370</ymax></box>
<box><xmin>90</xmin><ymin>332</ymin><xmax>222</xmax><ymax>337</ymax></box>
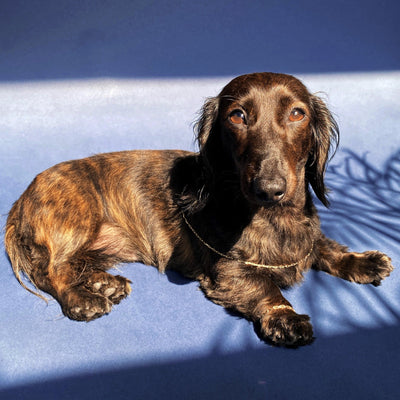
<box><xmin>166</xmin><ymin>270</ymin><xmax>193</xmax><ymax>285</ymax></box>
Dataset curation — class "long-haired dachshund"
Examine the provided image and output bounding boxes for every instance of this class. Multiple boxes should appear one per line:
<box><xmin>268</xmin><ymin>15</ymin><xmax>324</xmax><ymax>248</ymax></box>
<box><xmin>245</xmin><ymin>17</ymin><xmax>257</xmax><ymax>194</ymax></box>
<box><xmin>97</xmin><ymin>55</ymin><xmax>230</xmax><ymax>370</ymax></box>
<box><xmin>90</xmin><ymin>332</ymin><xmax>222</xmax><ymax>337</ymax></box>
<box><xmin>5</xmin><ymin>72</ymin><xmax>393</xmax><ymax>346</ymax></box>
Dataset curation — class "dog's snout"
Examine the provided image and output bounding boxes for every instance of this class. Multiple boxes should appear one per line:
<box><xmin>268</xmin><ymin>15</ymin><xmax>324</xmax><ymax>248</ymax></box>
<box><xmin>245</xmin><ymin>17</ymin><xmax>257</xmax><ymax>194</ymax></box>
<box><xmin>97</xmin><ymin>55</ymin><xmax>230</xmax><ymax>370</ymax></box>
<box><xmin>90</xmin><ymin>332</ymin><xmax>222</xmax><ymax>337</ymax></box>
<box><xmin>253</xmin><ymin>178</ymin><xmax>286</xmax><ymax>204</ymax></box>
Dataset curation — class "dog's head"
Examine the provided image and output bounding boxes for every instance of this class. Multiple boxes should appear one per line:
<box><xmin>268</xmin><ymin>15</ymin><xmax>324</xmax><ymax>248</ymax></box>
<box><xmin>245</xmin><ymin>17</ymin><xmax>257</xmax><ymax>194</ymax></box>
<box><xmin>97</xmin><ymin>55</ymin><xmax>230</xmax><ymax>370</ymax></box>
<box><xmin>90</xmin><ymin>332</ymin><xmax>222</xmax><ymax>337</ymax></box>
<box><xmin>196</xmin><ymin>72</ymin><xmax>339</xmax><ymax>207</ymax></box>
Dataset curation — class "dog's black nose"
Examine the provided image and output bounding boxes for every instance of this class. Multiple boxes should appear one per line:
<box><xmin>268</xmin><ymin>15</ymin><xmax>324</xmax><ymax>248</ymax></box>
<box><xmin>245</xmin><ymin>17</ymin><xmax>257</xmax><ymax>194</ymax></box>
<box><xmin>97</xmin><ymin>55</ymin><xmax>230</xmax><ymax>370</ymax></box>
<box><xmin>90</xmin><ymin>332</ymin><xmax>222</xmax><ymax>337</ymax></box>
<box><xmin>253</xmin><ymin>178</ymin><xmax>286</xmax><ymax>204</ymax></box>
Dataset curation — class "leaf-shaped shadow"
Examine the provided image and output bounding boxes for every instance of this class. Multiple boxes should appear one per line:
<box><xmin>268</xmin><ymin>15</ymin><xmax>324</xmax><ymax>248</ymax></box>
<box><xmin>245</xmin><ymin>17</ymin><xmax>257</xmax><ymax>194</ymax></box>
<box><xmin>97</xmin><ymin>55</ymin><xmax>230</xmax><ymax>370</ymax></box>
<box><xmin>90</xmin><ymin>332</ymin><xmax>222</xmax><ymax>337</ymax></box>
<box><xmin>318</xmin><ymin>149</ymin><xmax>400</xmax><ymax>250</ymax></box>
<box><xmin>303</xmin><ymin>148</ymin><xmax>400</xmax><ymax>334</ymax></box>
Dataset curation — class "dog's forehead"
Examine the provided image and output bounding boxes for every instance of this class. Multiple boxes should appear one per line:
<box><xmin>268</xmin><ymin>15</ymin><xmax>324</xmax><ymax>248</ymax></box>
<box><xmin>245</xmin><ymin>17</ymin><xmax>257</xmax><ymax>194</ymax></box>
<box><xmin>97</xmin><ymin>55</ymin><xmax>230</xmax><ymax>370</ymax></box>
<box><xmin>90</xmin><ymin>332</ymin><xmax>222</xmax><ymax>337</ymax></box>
<box><xmin>220</xmin><ymin>73</ymin><xmax>310</xmax><ymax>103</ymax></box>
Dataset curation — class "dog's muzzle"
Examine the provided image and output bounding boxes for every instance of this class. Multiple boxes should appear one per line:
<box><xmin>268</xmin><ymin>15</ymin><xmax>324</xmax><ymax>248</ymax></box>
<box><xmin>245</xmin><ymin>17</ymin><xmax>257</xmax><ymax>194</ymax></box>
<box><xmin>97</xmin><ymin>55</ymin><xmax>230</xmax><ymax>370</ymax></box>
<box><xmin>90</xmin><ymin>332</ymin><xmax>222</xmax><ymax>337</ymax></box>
<box><xmin>251</xmin><ymin>176</ymin><xmax>287</xmax><ymax>205</ymax></box>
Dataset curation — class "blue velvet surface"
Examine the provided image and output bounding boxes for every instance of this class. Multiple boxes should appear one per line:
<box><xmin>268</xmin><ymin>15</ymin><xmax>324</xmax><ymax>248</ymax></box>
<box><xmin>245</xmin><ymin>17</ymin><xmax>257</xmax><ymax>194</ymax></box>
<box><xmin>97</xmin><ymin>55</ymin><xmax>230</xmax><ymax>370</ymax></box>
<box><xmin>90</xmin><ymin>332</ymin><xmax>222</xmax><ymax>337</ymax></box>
<box><xmin>1</xmin><ymin>1</ymin><xmax>400</xmax><ymax>399</ymax></box>
<box><xmin>1</xmin><ymin>73</ymin><xmax>399</xmax><ymax>400</ymax></box>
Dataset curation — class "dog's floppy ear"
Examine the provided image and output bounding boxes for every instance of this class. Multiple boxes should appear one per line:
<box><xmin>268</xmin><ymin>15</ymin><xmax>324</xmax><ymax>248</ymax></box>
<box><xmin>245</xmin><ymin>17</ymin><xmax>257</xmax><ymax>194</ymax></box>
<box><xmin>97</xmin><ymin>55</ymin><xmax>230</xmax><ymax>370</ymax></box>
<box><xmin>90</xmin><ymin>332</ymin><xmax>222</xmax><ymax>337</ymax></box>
<box><xmin>195</xmin><ymin>96</ymin><xmax>219</xmax><ymax>153</ymax></box>
<box><xmin>172</xmin><ymin>96</ymin><xmax>219</xmax><ymax>214</ymax></box>
<box><xmin>306</xmin><ymin>94</ymin><xmax>339</xmax><ymax>207</ymax></box>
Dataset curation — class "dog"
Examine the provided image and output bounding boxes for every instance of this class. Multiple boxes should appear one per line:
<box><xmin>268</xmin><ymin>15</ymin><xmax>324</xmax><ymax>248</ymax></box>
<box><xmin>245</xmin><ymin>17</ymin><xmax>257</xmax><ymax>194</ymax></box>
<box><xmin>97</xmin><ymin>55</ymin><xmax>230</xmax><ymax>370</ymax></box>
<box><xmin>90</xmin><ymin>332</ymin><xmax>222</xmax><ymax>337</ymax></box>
<box><xmin>5</xmin><ymin>72</ymin><xmax>393</xmax><ymax>346</ymax></box>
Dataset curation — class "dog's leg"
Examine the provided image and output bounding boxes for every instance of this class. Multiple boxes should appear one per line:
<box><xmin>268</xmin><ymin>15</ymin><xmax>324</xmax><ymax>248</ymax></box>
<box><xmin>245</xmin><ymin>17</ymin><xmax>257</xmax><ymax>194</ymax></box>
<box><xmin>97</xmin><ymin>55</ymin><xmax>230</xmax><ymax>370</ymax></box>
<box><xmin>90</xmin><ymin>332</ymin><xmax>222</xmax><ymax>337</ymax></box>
<box><xmin>199</xmin><ymin>262</ymin><xmax>314</xmax><ymax>346</ymax></box>
<box><xmin>18</xmin><ymin>244</ymin><xmax>132</xmax><ymax>322</ymax></box>
<box><xmin>312</xmin><ymin>235</ymin><xmax>393</xmax><ymax>286</ymax></box>
<box><xmin>7</xmin><ymin>216</ymin><xmax>133</xmax><ymax>321</ymax></box>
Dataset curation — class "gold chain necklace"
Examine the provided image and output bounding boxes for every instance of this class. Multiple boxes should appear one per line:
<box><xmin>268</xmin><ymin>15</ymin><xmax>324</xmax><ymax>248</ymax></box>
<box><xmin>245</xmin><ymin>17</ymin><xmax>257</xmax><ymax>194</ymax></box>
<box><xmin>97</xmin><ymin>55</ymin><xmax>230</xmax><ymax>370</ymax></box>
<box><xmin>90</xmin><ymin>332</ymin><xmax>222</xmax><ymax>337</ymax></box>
<box><xmin>182</xmin><ymin>212</ymin><xmax>314</xmax><ymax>269</ymax></box>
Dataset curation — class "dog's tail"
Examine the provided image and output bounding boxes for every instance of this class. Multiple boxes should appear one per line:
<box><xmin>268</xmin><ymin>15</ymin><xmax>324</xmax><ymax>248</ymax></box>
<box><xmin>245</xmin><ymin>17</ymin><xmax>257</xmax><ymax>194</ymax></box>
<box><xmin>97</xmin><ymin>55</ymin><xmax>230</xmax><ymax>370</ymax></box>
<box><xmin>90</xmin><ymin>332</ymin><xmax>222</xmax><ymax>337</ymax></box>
<box><xmin>5</xmin><ymin>204</ymin><xmax>48</xmax><ymax>302</ymax></box>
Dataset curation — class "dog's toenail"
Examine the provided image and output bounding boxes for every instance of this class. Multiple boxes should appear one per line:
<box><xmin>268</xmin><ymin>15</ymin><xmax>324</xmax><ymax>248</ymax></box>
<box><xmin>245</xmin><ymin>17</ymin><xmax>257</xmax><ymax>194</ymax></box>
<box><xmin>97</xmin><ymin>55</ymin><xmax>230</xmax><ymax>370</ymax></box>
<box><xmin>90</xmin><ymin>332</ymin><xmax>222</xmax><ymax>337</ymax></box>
<box><xmin>104</xmin><ymin>287</ymin><xmax>116</xmax><ymax>297</ymax></box>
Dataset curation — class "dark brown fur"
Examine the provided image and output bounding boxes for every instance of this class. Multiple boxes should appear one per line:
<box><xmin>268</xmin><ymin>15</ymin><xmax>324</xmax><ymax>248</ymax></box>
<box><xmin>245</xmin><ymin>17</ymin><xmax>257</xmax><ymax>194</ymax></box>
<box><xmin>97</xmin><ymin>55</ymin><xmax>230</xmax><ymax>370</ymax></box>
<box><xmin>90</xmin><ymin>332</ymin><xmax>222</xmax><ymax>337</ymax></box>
<box><xmin>5</xmin><ymin>72</ymin><xmax>393</xmax><ymax>346</ymax></box>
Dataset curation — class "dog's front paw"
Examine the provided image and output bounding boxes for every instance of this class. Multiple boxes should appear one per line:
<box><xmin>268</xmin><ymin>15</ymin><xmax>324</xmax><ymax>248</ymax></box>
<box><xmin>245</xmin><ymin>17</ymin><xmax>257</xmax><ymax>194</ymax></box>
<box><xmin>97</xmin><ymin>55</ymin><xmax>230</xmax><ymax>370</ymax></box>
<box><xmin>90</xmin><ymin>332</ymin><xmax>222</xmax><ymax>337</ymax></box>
<box><xmin>258</xmin><ymin>310</ymin><xmax>314</xmax><ymax>347</ymax></box>
<box><xmin>348</xmin><ymin>251</ymin><xmax>393</xmax><ymax>286</ymax></box>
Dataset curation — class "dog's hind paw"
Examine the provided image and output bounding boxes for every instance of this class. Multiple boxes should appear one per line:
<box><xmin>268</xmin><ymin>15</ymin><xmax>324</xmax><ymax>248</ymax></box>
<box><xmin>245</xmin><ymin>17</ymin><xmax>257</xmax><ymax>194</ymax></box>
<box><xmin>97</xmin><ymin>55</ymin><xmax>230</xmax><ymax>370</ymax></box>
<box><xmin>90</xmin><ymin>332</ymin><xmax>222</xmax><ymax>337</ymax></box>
<box><xmin>85</xmin><ymin>271</ymin><xmax>132</xmax><ymax>304</ymax></box>
<box><xmin>61</xmin><ymin>288</ymin><xmax>113</xmax><ymax>321</ymax></box>
<box><xmin>59</xmin><ymin>272</ymin><xmax>131</xmax><ymax>321</ymax></box>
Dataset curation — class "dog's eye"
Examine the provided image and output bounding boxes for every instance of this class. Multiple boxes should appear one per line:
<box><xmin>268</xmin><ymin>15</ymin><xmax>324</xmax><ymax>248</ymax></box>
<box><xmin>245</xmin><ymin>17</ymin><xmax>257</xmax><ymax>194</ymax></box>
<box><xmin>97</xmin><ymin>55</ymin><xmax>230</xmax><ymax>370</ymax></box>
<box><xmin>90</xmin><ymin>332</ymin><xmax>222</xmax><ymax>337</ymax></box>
<box><xmin>229</xmin><ymin>110</ymin><xmax>246</xmax><ymax>125</ymax></box>
<box><xmin>289</xmin><ymin>108</ymin><xmax>306</xmax><ymax>122</ymax></box>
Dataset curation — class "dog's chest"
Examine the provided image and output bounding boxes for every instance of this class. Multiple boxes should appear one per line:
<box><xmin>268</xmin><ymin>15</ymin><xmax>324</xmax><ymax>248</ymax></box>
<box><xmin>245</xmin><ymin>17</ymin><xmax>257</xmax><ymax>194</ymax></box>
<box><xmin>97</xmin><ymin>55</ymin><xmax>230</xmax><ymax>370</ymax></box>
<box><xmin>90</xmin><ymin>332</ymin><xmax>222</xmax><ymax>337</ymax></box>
<box><xmin>230</xmin><ymin>214</ymin><xmax>315</xmax><ymax>284</ymax></box>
